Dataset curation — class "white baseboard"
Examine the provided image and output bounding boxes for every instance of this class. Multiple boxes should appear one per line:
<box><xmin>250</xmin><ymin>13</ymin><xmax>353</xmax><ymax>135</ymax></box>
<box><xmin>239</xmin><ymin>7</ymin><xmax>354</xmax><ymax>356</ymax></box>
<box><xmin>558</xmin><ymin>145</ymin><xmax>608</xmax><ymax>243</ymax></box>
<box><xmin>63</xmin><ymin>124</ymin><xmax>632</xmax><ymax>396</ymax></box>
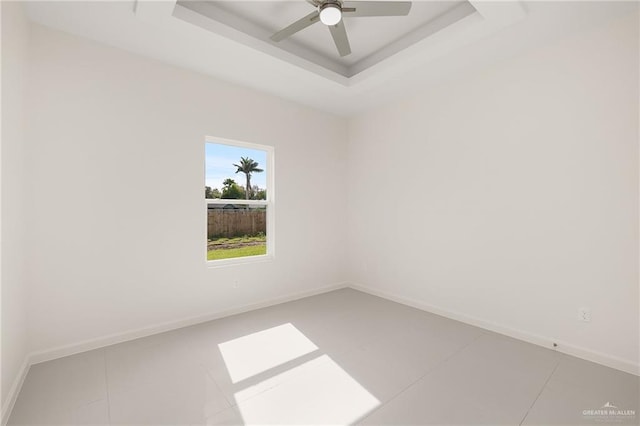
<box><xmin>2</xmin><ymin>281</ymin><xmax>348</xmax><ymax>425</ymax></box>
<box><xmin>1</xmin><ymin>357</ymin><xmax>30</xmax><ymax>426</ymax></box>
<box><xmin>5</xmin><ymin>280</ymin><xmax>635</xmax><ymax>426</ymax></box>
<box><xmin>348</xmin><ymin>283</ymin><xmax>639</xmax><ymax>377</ymax></box>
<box><xmin>29</xmin><ymin>281</ymin><xmax>348</xmax><ymax>365</ymax></box>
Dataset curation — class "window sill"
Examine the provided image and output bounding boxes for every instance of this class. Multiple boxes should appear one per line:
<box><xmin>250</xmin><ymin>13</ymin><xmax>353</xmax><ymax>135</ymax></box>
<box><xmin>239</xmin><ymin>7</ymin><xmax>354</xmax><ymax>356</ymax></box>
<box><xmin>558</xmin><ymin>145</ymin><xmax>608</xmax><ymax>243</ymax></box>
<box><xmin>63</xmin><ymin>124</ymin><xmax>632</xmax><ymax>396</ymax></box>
<box><xmin>206</xmin><ymin>254</ymin><xmax>274</xmax><ymax>269</ymax></box>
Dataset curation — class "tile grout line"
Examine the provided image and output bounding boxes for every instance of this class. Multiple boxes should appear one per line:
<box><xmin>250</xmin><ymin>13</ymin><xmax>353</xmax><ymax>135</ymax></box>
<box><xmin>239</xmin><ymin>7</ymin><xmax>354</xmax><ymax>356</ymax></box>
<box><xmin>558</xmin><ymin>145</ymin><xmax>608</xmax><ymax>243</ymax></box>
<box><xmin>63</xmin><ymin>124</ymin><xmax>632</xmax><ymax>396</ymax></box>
<box><xmin>103</xmin><ymin>349</ymin><xmax>112</xmax><ymax>424</ymax></box>
<box><xmin>199</xmin><ymin>308</ymin><xmax>411</xmax><ymax>416</ymax></box>
<box><xmin>358</xmin><ymin>330</ymin><xmax>487</xmax><ymax>424</ymax></box>
<box><xmin>518</xmin><ymin>356</ymin><xmax>563</xmax><ymax>426</ymax></box>
<box><xmin>201</xmin><ymin>362</ymin><xmax>236</xmax><ymax>410</ymax></box>
<box><xmin>202</xmin><ymin>349</ymin><xmax>335</xmax><ymax>416</ymax></box>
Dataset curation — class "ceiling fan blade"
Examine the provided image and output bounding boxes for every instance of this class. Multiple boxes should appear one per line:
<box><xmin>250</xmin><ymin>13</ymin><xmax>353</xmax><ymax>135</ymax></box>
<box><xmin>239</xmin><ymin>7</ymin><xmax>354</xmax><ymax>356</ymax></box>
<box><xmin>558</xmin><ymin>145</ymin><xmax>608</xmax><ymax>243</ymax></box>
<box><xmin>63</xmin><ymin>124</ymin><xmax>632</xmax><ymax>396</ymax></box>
<box><xmin>328</xmin><ymin>20</ymin><xmax>351</xmax><ymax>57</ymax></box>
<box><xmin>342</xmin><ymin>1</ymin><xmax>412</xmax><ymax>17</ymax></box>
<box><xmin>270</xmin><ymin>11</ymin><xmax>320</xmax><ymax>42</ymax></box>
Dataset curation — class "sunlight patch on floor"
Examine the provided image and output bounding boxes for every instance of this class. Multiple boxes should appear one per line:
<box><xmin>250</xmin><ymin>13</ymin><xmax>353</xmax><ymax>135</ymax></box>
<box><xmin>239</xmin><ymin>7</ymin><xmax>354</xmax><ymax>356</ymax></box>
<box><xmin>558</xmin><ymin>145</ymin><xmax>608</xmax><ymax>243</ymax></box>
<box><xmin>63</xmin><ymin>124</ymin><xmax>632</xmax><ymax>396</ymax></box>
<box><xmin>218</xmin><ymin>323</ymin><xmax>318</xmax><ymax>383</ymax></box>
<box><xmin>234</xmin><ymin>355</ymin><xmax>380</xmax><ymax>425</ymax></box>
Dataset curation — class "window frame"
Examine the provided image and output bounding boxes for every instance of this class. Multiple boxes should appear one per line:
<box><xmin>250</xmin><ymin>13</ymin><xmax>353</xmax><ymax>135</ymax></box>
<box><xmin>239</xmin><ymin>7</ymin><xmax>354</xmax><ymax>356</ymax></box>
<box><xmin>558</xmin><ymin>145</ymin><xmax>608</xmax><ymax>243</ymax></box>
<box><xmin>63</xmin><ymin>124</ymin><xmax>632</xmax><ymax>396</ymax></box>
<box><xmin>205</xmin><ymin>136</ymin><xmax>275</xmax><ymax>267</ymax></box>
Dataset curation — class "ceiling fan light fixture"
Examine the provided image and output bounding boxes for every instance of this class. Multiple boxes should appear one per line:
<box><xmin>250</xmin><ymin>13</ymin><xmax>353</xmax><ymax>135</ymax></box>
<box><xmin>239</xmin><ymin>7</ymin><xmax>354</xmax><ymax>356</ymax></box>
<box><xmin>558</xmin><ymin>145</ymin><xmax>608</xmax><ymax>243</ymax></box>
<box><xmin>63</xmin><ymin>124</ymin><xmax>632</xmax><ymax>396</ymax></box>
<box><xmin>270</xmin><ymin>0</ymin><xmax>412</xmax><ymax>57</ymax></box>
<box><xmin>319</xmin><ymin>3</ymin><xmax>342</xmax><ymax>26</ymax></box>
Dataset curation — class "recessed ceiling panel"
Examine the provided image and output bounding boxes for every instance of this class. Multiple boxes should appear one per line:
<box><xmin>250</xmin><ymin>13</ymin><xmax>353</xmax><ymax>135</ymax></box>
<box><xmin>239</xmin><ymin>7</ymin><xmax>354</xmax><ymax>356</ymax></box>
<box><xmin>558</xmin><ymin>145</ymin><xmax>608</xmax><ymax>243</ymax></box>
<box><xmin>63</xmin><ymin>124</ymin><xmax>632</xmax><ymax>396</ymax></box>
<box><xmin>173</xmin><ymin>0</ymin><xmax>478</xmax><ymax>79</ymax></box>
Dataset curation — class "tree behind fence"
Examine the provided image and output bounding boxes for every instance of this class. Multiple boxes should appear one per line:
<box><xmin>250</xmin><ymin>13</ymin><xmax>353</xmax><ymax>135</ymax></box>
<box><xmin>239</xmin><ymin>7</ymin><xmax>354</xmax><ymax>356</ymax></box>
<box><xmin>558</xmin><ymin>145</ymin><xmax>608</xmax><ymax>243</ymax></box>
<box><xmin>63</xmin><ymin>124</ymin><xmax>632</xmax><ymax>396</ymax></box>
<box><xmin>207</xmin><ymin>209</ymin><xmax>266</xmax><ymax>238</ymax></box>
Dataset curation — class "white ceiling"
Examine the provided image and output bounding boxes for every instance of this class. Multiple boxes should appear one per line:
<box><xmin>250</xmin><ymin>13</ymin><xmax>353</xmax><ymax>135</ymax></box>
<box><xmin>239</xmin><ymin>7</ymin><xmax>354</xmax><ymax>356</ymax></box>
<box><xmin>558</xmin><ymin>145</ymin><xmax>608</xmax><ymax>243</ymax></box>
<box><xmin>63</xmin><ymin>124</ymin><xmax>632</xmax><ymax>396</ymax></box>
<box><xmin>24</xmin><ymin>1</ymin><xmax>638</xmax><ymax>117</ymax></box>
<box><xmin>174</xmin><ymin>0</ymin><xmax>476</xmax><ymax>76</ymax></box>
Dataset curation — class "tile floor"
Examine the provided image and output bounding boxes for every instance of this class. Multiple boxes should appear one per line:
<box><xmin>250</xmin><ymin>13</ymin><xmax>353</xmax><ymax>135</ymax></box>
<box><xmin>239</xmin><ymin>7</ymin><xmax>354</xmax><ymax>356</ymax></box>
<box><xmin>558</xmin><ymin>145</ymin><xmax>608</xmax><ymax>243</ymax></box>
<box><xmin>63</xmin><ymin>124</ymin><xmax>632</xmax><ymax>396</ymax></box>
<box><xmin>8</xmin><ymin>288</ymin><xmax>639</xmax><ymax>425</ymax></box>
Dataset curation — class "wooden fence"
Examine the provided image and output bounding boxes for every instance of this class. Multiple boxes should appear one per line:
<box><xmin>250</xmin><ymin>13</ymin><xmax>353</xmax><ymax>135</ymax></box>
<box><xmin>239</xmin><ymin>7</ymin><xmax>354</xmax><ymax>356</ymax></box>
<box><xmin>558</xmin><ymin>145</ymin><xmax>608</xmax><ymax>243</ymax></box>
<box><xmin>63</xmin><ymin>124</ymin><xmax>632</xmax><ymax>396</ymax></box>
<box><xmin>207</xmin><ymin>209</ymin><xmax>266</xmax><ymax>238</ymax></box>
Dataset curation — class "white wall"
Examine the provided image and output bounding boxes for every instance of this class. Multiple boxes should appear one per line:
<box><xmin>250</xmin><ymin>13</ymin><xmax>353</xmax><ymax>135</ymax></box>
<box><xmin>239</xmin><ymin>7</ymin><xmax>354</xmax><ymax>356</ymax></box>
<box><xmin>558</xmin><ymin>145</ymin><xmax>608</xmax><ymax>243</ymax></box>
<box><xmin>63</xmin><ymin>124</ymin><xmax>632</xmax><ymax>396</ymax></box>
<box><xmin>24</xmin><ymin>24</ymin><xmax>348</xmax><ymax>355</ymax></box>
<box><xmin>3</xmin><ymin>3</ymin><xmax>638</xmax><ymax>405</ymax></box>
<box><xmin>1</xmin><ymin>0</ymin><xmax>30</xmax><ymax>415</ymax></box>
<box><xmin>348</xmin><ymin>13</ymin><xmax>639</xmax><ymax>372</ymax></box>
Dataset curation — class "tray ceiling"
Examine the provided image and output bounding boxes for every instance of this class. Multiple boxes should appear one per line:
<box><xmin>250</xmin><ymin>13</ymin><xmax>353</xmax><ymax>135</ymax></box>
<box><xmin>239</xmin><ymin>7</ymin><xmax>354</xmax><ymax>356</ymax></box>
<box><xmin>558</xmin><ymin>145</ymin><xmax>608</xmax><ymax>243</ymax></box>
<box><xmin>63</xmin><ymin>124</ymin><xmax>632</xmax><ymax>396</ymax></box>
<box><xmin>23</xmin><ymin>1</ymin><xmax>637</xmax><ymax>116</ymax></box>
<box><xmin>173</xmin><ymin>1</ymin><xmax>477</xmax><ymax>78</ymax></box>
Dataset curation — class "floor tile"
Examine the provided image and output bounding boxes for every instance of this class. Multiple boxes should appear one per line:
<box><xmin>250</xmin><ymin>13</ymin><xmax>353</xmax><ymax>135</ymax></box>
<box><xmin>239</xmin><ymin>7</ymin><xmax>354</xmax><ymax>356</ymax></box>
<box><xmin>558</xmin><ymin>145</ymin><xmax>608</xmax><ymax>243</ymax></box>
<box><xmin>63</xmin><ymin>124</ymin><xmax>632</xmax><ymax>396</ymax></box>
<box><xmin>362</xmin><ymin>333</ymin><xmax>561</xmax><ymax>425</ymax></box>
<box><xmin>522</xmin><ymin>356</ymin><xmax>639</xmax><ymax>426</ymax></box>
<box><xmin>8</xmin><ymin>350</ymin><xmax>108</xmax><ymax>425</ymax></box>
<box><xmin>546</xmin><ymin>355</ymin><xmax>639</xmax><ymax>395</ymax></box>
<box><xmin>8</xmin><ymin>289</ymin><xmax>637</xmax><ymax>426</ymax></box>
<box><xmin>208</xmin><ymin>354</ymin><xmax>381</xmax><ymax>425</ymax></box>
<box><xmin>329</xmin><ymin>315</ymin><xmax>485</xmax><ymax>403</ymax></box>
<box><xmin>106</xmin><ymin>327</ymin><xmax>230</xmax><ymax>424</ymax></box>
<box><xmin>360</xmin><ymin>376</ymin><xmax>512</xmax><ymax>425</ymax></box>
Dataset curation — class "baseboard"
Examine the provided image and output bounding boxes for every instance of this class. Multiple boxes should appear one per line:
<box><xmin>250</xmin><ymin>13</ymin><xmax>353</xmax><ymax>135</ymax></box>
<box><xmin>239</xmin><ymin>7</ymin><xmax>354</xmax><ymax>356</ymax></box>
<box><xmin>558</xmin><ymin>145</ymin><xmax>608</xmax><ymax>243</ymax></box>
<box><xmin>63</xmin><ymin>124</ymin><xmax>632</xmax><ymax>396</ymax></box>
<box><xmin>0</xmin><ymin>282</ymin><xmax>347</xmax><ymax>426</ymax></box>
<box><xmin>348</xmin><ymin>283</ymin><xmax>639</xmax><ymax>377</ymax></box>
<box><xmin>8</xmin><ymin>279</ymin><xmax>635</xmax><ymax>426</ymax></box>
<box><xmin>1</xmin><ymin>357</ymin><xmax>30</xmax><ymax>426</ymax></box>
<box><xmin>2</xmin><ymin>281</ymin><xmax>348</xmax><ymax>424</ymax></box>
<box><xmin>29</xmin><ymin>281</ymin><xmax>349</xmax><ymax>365</ymax></box>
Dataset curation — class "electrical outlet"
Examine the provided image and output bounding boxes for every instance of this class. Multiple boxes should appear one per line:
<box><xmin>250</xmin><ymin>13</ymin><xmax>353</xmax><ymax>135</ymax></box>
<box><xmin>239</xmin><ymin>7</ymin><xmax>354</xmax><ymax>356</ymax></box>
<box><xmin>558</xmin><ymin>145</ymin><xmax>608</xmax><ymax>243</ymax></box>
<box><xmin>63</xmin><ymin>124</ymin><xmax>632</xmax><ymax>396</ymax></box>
<box><xmin>233</xmin><ymin>280</ymin><xmax>239</xmax><ymax>289</ymax></box>
<box><xmin>579</xmin><ymin>307</ymin><xmax>591</xmax><ymax>322</ymax></box>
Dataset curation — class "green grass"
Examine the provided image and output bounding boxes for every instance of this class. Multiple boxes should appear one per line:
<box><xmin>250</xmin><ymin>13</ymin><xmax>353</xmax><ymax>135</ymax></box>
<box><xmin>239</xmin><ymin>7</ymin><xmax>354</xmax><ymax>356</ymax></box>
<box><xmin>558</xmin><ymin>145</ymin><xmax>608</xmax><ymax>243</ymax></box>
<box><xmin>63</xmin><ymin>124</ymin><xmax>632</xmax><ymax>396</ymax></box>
<box><xmin>207</xmin><ymin>244</ymin><xmax>267</xmax><ymax>260</ymax></box>
<box><xmin>208</xmin><ymin>235</ymin><xmax>266</xmax><ymax>246</ymax></box>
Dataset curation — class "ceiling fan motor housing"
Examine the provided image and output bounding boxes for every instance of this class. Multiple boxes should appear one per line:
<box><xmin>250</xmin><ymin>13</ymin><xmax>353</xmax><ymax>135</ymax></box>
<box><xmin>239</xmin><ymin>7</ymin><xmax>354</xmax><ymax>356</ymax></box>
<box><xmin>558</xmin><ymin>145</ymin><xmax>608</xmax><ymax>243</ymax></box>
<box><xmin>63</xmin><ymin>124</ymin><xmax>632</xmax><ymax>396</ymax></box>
<box><xmin>270</xmin><ymin>0</ymin><xmax>412</xmax><ymax>57</ymax></box>
<box><xmin>319</xmin><ymin>1</ymin><xmax>343</xmax><ymax>26</ymax></box>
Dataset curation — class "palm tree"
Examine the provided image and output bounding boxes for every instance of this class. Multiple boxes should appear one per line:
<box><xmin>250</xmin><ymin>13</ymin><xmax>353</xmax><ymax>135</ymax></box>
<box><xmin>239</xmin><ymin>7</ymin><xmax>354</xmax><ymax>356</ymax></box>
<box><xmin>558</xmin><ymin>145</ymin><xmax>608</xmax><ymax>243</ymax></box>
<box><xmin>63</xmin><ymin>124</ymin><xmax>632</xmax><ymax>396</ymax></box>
<box><xmin>221</xmin><ymin>178</ymin><xmax>243</xmax><ymax>199</ymax></box>
<box><xmin>233</xmin><ymin>157</ymin><xmax>264</xmax><ymax>200</ymax></box>
<box><xmin>222</xmin><ymin>178</ymin><xmax>237</xmax><ymax>189</ymax></box>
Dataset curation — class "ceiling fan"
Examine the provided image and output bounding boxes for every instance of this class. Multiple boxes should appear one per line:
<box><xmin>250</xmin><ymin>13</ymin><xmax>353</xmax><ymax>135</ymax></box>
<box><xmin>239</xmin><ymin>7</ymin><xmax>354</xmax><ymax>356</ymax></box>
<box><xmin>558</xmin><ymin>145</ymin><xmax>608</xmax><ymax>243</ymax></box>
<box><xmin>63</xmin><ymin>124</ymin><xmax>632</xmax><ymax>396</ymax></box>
<box><xmin>270</xmin><ymin>0</ymin><xmax>412</xmax><ymax>57</ymax></box>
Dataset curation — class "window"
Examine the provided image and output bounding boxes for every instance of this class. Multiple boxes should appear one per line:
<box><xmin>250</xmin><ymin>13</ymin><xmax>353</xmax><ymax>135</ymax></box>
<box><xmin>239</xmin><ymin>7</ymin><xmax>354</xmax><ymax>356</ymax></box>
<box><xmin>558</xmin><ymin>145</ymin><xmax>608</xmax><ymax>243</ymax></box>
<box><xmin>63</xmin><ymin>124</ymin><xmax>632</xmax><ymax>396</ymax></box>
<box><xmin>205</xmin><ymin>137</ymin><xmax>274</xmax><ymax>263</ymax></box>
